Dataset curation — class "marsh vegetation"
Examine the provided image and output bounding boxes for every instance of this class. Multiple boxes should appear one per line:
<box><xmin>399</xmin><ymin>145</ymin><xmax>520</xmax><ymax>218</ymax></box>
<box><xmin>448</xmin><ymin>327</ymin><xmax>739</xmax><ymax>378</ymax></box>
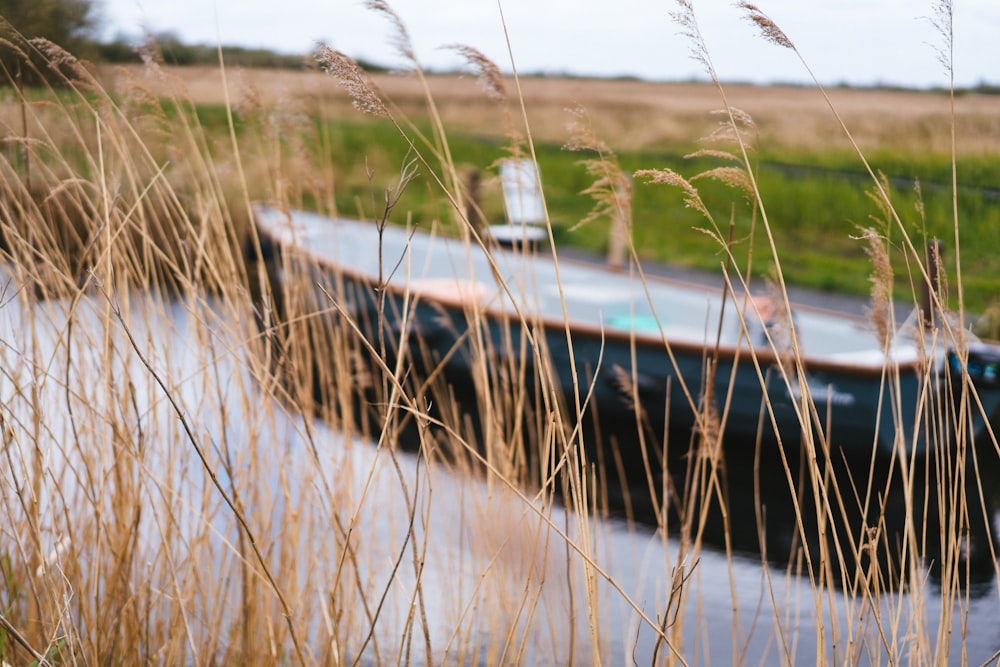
<box><xmin>0</xmin><ymin>1</ymin><xmax>998</xmax><ymax>665</ymax></box>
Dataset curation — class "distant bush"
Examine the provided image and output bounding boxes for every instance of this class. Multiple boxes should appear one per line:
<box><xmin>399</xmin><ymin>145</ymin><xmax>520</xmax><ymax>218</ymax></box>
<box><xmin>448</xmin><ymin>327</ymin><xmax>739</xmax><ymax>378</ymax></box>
<box><xmin>95</xmin><ymin>37</ymin><xmax>141</xmax><ymax>64</ymax></box>
<box><xmin>972</xmin><ymin>82</ymin><xmax>1000</xmax><ymax>96</ymax></box>
<box><xmin>97</xmin><ymin>32</ymin><xmax>308</xmax><ymax>70</ymax></box>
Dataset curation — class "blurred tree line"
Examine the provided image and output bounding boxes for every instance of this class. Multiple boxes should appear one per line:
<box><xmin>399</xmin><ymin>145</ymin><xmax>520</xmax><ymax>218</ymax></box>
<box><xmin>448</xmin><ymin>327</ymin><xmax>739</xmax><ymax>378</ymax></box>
<box><xmin>0</xmin><ymin>0</ymin><xmax>96</xmax><ymax>83</ymax></box>
<box><xmin>97</xmin><ymin>31</ymin><xmax>310</xmax><ymax>70</ymax></box>
<box><xmin>0</xmin><ymin>0</ymin><xmax>309</xmax><ymax>86</ymax></box>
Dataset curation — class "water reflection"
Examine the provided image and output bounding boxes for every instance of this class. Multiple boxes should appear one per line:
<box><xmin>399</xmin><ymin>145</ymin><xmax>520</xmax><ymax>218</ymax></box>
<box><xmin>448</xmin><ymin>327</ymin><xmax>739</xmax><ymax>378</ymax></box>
<box><xmin>5</xmin><ymin>282</ymin><xmax>999</xmax><ymax>664</ymax></box>
<box><xmin>616</xmin><ymin>429</ymin><xmax>1000</xmax><ymax>592</ymax></box>
<box><xmin>299</xmin><ymin>420</ymin><xmax>1000</xmax><ymax>664</ymax></box>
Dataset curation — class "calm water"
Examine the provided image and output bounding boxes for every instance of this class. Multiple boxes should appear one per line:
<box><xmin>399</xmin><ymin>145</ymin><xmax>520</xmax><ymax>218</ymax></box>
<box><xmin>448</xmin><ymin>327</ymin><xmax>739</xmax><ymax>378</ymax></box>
<box><xmin>5</xmin><ymin>285</ymin><xmax>999</xmax><ymax>664</ymax></box>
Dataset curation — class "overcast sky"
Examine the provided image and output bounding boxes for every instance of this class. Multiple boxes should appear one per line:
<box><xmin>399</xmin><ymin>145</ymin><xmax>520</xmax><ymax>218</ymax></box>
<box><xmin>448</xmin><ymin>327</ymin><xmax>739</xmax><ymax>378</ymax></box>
<box><xmin>99</xmin><ymin>0</ymin><xmax>997</xmax><ymax>89</ymax></box>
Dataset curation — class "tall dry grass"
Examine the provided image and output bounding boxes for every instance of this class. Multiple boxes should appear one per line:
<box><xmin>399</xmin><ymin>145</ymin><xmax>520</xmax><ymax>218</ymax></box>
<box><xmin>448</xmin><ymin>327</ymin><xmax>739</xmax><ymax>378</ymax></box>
<box><xmin>0</xmin><ymin>1</ymin><xmax>997</xmax><ymax>665</ymax></box>
<box><xmin>0</xmin><ymin>22</ymin><xmax>673</xmax><ymax>667</ymax></box>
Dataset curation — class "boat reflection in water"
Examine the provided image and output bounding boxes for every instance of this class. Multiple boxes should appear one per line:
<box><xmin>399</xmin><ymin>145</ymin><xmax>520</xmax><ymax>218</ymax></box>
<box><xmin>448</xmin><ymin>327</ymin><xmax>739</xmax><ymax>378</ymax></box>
<box><xmin>252</xmin><ymin>206</ymin><xmax>1000</xmax><ymax>662</ymax></box>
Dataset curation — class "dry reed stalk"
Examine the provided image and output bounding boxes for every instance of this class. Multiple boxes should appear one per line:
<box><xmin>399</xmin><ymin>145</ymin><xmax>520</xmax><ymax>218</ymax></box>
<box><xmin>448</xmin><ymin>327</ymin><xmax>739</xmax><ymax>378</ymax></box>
<box><xmin>0</xmin><ymin>1</ymin><xmax>995</xmax><ymax>664</ymax></box>
<box><xmin>729</xmin><ymin>1</ymin><xmax>996</xmax><ymax>664</ymax></box>
<box><xmin>563</xmin><ymin>106</ymin><xmax>634</xmax><ymax>268</ymax></box>
<box><xmin>307</xmin><ymin>20</ymin><xmax>697</xmax><ymax>661</ymax></box>
<box><xmin>0</xmin><ymin>30</ymin><xmax>338</xmax><ymax>664</ymax></box>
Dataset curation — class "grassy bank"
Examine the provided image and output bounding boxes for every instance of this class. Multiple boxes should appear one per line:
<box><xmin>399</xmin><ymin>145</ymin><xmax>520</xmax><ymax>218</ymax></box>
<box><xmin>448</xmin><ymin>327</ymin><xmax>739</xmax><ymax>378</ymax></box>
<box><xmin>124</xmin><ymin>69</ymin><xmax>999</xmax><ymax>316</ymax></box>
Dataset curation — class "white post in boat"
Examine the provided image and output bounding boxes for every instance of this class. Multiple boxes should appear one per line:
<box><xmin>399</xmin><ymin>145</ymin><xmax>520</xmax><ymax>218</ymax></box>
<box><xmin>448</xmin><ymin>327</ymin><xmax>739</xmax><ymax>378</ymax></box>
<box><xmin>501</xmin><ymin>158</ymin><xmax>544</xmax><ymax>225</ymax></box>
<box><xmin>492</xmin><ymin>158</ymin><xmax>547</xmax><ymax>249</ymax></box>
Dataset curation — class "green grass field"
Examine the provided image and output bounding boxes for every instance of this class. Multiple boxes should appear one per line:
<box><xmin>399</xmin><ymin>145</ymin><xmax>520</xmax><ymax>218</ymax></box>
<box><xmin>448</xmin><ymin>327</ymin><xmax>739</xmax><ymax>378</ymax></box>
<box><xmin>287</xmin><ymin>116</ymin><xmax>1000</xmax><ymax>315</ymax></box>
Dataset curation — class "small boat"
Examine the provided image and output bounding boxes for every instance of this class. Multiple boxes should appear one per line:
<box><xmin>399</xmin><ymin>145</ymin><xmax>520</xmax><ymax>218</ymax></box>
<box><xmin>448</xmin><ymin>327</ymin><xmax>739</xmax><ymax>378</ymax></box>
<box><xmin>252</xmin><ymin>204</ymin><xmax>1000</xmax><ymax>466</ymax></box>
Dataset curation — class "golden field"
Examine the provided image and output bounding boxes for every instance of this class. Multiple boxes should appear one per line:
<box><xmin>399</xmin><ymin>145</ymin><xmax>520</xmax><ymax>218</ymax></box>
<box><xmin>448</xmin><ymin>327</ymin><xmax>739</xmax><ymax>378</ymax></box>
<box><xmin>100</xmin><ymin>63</ymin><xmax>1000</xmax><ymax>155</ymax></box>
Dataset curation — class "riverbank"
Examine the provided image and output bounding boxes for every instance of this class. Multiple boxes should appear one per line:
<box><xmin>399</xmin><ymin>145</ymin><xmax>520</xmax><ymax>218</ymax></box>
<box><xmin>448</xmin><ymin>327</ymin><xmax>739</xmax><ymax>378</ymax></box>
<box><xmin>90</xmin><ymin>63</ymin><xmax>1000</xmax><ymax>314</ymax></box>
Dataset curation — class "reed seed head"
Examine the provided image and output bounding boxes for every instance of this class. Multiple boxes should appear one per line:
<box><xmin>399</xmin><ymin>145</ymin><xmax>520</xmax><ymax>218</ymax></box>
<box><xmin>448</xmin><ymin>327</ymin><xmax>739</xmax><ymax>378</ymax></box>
<box><xmin>691</xmin><ymin>167</ymin><xmax>753</xmax><ymax>201</ymax></box>
<box><xmin>610</xmin><ymin>364</ymin><xmax>638</xmax><ymax>411</ymax></box>
<box><xmin>864</xmin><ymin>171</ymin><xmax>894</xmax><ymax>231</ymax></box>
<box><xmin>859</xmin><ymin>228</ymin><xmax>893</xmax><ymax>348</ymax></box>
<box><xmin>448</xmin><ymin>44</ymin><xmax>506</xmax><ymax>103</ymax></box>
<box><xmin>695</xmin><ymin>399</ymin><xmax>722</xmax><ymax>464</ymax></box>
<box><xmin>564</xmin><ymin>105</ymin><xmax>610</xmax><ymax>155</ymax></box>
<box><xmin>670</xmin><ymin>0</ymin><xmax>714</xmax><ymax>78</ymax></box>
<box><xmin>137</xmin><ymin>30</ymin><xmax>165</xmax><ymax>70</ymax></box>
<box><xmin>29</xmin><ymin>38</ymin><xmax>79</xmax><ymax>70</ymax></box>
<box><xmin>635</xmin><ymin>168</ymin><xmax>710</xmax><ymax>219</ymax></box>
<box><xmin>315</xmin><ymin>45</ymin><xmax>389</xmax><ymax>117</ymax></box>
<box><xmin>701</xmin><ymin>108</ymin><xmax>758</xmax><ymax>151</ymax></box>
<box><xmin>927</xmin><ymin>0</ymin><xmax>954</xmax><ymax>72</ymax></box>
<box><xmin>913</xmin><ymin>179</ymin><xmax>926</xmax><ymax>222</ymax></box>
<box><xmin>564</xmin><ymin>106</ymin><xmax>632</xmax><ymax>229</ymax></box>
<box><xmin>684</xmin><ymin>149</ymin><xmax>740</xmax><ymax>163</ymax></box>
<box><xmin>366</xmin><ymin>0</ymin><xmax>416</xmax><ymax>64</ymax></box>
<box><xmin>737</xmin><ymin>2</ymin><xmax>794</xmax><ymax>49</ymax></box>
